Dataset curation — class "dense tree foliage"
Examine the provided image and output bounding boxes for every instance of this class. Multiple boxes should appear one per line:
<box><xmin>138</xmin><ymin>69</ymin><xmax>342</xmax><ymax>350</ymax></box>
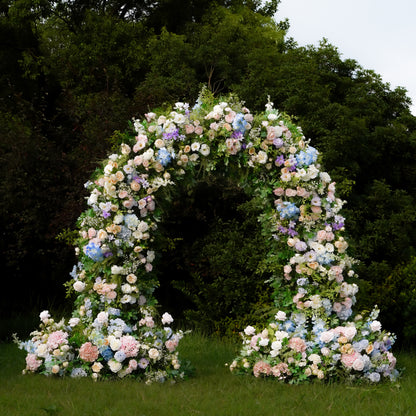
<box><xmin>2</xmin><ymin>0</ymin><xmax>416</xmax><ymax>345</ymax></box>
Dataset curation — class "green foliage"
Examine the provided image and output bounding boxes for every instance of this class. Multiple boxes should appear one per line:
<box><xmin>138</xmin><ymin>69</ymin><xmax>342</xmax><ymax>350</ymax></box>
<box><xmin>377</xmin><ymin>258</ymin><xmax>416</xmax><ymax>347</ymax></box>
<box><xmin>153</xmin><ymin>178</ymin><xmax>273</xmax><ymax>339</ymax></box>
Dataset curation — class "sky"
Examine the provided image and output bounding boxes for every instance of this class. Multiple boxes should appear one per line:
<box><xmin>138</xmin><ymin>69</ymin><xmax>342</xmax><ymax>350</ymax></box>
<box><xmin>276</xmin><ymin>0</ymin><xmax>416</xmax><ymax>115</ymax></box>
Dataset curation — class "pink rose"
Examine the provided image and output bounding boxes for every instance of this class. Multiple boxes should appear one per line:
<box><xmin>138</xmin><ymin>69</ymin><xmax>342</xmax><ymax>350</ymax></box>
<box><xmin>79</xmin><ymin>342</ymin><xmax>99</xmax><ymax>362</ymax></box>
<box><xmin>285</xmin><ymin>188</ymin><xmax>297</xmax><ymax>197</ymax></box>
<box><xmin>225</xmin><ymin>111</ymin><xmax>236</xmax><ymax>123</ymax></box>
<box><xmin>185</xmin><ymin>124</ymin><xmax>195</xmax><ymax>134</ymax></box>
<box><xmin>273</xmin><ymin>187</ymin><xmax>285</xmax><ymax>196</ymax></box>
<box><xmin>317</xmin><ymin>230</ymin><xmax>327</xmax><ymax>241</ymax></box>
<box><xmin>165</xmin><ymin>339</ymin><xmax>178</xmax><ymax>352</ymax></box>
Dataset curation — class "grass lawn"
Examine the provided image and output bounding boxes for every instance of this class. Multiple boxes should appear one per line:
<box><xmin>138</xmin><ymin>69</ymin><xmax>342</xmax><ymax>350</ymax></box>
<box><xmin>1</xmin><ymin>332</ymin><xmax>415</xmax><ymax>416</ymax></box>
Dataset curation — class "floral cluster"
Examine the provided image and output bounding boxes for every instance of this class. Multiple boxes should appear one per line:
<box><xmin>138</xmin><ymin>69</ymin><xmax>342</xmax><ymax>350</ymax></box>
<box><xmin>229</xmin><ymin>308</ymin><xmax>397</xmax><ymax>383</ymax></box>
<box><xmin>16</xmin><ymin>309</ymin><xmax>185</xmax><ymax>383</ymax></box>
<box><xmin>16</xmin><ymin>88</ymin><xmax>398</xmax><ymax>383</ymax></box>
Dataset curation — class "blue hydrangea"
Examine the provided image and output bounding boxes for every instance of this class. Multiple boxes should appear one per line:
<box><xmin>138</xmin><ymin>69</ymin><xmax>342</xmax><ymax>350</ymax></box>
<box><xmin>157</xmin><ymin>147</ymin><xmax>173</xmax><ymax>166</ymax></box>
<box><xmin>232</xmin><ymin>113</ymin><xmax>248</xmax><ymax>134</ymax></box>
<box><xmin>114</xmin><ymin>350</ymin><xmax>126</xmax><ymax>362</ymax></box>
<box><xmin>85</xmin><ymin>242</ymin><xmax>104</xmax><ymax>262</ymax></box>
<box><xmin>100</xmin><ymin>347</ymin><xmax>113</xmax><ymax>361</ymax></box>
<box><xmin>296</xmin><ymin>146</ymin><xmax>318</xmax><ymax>166</ymax></box>
<box><xmin>277</xmin><ymin>202</ymin><xmax>300</xmax><ymax>219</ymax></box>
<box><xmin>71</xmin><ymin>368</ymin><xmax>88</xmax><ymax>378</ymax></box>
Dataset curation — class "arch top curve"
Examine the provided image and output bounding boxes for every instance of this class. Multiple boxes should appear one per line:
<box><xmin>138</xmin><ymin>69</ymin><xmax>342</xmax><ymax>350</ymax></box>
<box><xmin>16</xmin><ymin>88</ymin><xmax>398</xmax><ymax>384</ymax></box>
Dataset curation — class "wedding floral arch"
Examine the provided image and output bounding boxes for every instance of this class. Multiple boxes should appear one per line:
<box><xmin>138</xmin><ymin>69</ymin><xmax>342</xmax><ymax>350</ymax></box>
<box><xmin>17</xmin><ymin>88</ymin><xmax>398</xmax><ymax>383</ymax></box>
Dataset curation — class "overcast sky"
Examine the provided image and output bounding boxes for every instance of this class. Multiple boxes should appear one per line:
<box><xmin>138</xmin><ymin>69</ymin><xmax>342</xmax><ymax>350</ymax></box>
<box><xmin>276</xmin><ymin>0</ymin><xmax>416</xmax><ymax>115</ymax></box>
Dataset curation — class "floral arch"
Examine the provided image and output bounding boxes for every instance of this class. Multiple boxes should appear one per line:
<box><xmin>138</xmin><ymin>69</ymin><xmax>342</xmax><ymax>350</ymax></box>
<box><xmin>17</xmin><ymin>89</ymin><xmax>398</xmax><ymax>383</ymax></box>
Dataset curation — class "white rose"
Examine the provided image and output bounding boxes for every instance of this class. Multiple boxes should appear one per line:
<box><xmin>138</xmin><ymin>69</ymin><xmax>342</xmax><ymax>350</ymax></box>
<box><xmin>191</xmin><ymin>142</ymin><xmax>200</xmax><ymax>152</ymax></box>
<box><xmin>244</xmin><ymin>326</ymin><xmax>256</xmax><ymax>336</ymax></box>
<box><xmin>148</xmin><ymin>348</ymin><xmax>160</xmax><ymax>360</ymax></box>
<box><xmin>271</xmin><ymin>340</ymin><xmax>282</xmax><ymax>351</ymax></box>
<box><xmin>68</xmin><ymin>318</ymin><xmax>80</xmax><ymax>327</ymax></box>
<box><xmin>126</xmin><ymin>274</ymin><xmax>137</xmax><ymax>284</ymax></box>
<box><xmin>120</xmin><ymin>295</ymin><xmax>132</xmax><ymax>304</ymax></box>
<box><xmin>308</xmin><ymin>354</ymin><xmax>321</xmax><ymax>365</ymax></box>
<box><xmin>108</xmin><ymin>359</ymin><xmax>122</xmax><ymax>373</ymax></box>
<box><xmin>200</xmin><ymin>144</ymin><xmax>210</xmax><ymax>156</ymax></box>
<box><xmin>121</xmin><ymin>144</ymin><xmax>131</xmax><ymax>154</ymax></box>
<box><xmin>121</xmin><ymin>284</ymin><xmax>132</xmax><ymax>294</ymax></box>
<box><xmin>109</xmin><ymin>337</ymin><xmax>122</xmax><ymax>351</ymax></box>
<box><xmin>111</xmin><ymin>265</ymin><xmax>124</xmax><ymax>275</ymax></box>
<box><xmin>275</xmin><ymin>311</ymin><xmax>287</xmax><ymax>321</ymax></box>
<box><xmin>39</xmin><ymin>310</ymin><xmax>50</xmax><ymax>322</ymax></box>
<box><xmin>257</xmin><ymin>150</ymin><xmax>268</xmax><ymax>164</ymax></box>
<box><xmin>96</xmin><ymin>311</ymin><xmax>108</xmax><ymax>324</ymax></box>
<box><xmin>370</xmin><ymin>320</ymin><xmax>382</xmax><ymax>332</ymax></box>
<box><xmin>274</xmin><ymin>331</ymin><xmax>289</xmax><ymax>341</ymax></box>
<box><xmin>36</xmin><ymin>344</ymin><xmax>48</xmax><ymax>357</ymax></box>
<box><xmin>73</xmin><ymin>281</ymin><xmax>86</xmax><ymax>292</ymax></box>
<box><xmin>259</xmin><ymin>338</ymin><xmax>269</xmax><ymax>347</ymax></box>
<box><xmin>137</xmin><ymin>221</ymin><xmax>149</xmax><ymax>232</ymax></box>
<box><xmin>161</xmin><ymin>312</ymin><xmax>174</xmax><ymax>325</ymax></box>
<box><xmin>142</xmin><ymin>149</ymin><xmax>154</xmax><ymax>161</ymax></box>
<box><xmin>114</xmin><ymin>214</ymin><xmax>123</xmax><ymax>224</ymax></box>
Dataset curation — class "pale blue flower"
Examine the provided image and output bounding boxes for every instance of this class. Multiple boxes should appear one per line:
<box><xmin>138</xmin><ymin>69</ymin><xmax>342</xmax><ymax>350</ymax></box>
<box><xmin>85</xmin><ymin>242</ymin><xmax>104</xmax><ymax>262</ymax></box>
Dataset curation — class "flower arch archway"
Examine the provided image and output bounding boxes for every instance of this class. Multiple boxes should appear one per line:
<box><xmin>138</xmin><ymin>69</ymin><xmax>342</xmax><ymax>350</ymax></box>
<box><xmin>17</xmin><ymin>89</ymin><xmax>398</xmax><ymax>383</ymax></box>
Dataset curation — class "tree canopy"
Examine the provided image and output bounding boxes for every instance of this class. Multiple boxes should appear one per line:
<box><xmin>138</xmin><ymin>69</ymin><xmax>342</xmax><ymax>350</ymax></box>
<box><xmin>1</xmin><ymin>0</ymin><xmax>416</xmax><ymax>345</ymax></box>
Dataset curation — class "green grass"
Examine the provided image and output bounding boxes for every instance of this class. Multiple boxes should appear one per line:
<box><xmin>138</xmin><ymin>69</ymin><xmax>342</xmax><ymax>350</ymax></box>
<box><xmin>1</xmin><ymin>333</ymin><xmax>415</xmax><ymax>416</ymax></box>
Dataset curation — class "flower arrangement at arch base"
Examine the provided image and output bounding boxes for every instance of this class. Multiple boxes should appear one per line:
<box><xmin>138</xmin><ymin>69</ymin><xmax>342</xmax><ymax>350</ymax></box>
<box><xmin>15</xmin><ymin>87</ymin><xmax>398</xmax><ymax>384</ymax></box>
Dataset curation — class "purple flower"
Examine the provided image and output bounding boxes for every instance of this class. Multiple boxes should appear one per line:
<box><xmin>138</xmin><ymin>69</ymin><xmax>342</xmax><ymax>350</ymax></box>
<box><xmin>275</xmin><ymin>155</ymin><xmax>284</xmax><ymax>166</ymax></box>
<box><xmin>273</xmin><ymin>138</ymin><xmax>284</xmax><ymax>148</ymax></box>
<box><xmin>138</xmin><ymin>358</ymin><xmax>149</xmax><ymax>369</ymax></box>
<box><xmin>102</xmin><ymin>210</ymin><xmax>111</xmax><ymax>218</ymax></box>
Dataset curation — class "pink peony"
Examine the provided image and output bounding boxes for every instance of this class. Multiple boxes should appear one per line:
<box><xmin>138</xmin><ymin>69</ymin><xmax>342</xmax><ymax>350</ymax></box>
<box><xmin>253</xmin><ymin>361</ymin><xmax>272</xmax><ymax>378</ymax></box>
<box><xmin>341</xmin><ymin>351</ymin><xmax>360</xmax><ymax>368</ymax></box>
<box><xmin>288</xmin><ymin>337</ymin><xmax>307</xmax><ymax>353</ymax></box>
<box><xmin>79</xmin><ymin>342</ymin><xmax>99</xmax><ymax>362</ymax></box>
<box><xmin>47</xmin><ymin>330</ymin><xmax>68</xmax><ymax>350</ymax></box>
<box><xmin>120</xmin><ymin>335</ymin><xmax>139</xmax><ymax>358</ymax></box>
<box><xmin>26</xmin><ymin>353</ymin><xmax>42</xmax><ymax>371</ymax></box>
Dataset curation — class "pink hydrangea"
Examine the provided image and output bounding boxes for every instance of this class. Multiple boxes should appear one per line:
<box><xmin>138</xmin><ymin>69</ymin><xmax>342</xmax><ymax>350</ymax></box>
<box><xmin>288</xmin><ymin>337</ymin><xmax>307</xmax><ymax>353</ymax></box>
<box><xmin>79</xmin><ymin>342</ymin><xmax>99</xmax><ymax>362</ymax></box>
<box><xmin>46</xmin><ymin>330</ymin><xmax>68</xmax><ymax>350</ymax></box>
<box><xmin>271</xmin><ymin>362</ymin><xmax>291</xmax><ymax>379</ymax></box>
<box><xmin>26</xmin><ymin>353</ymin><xmax>42</xmax><ymax>371</ymax></box>
<box><xmin>253</xmin><ymin>361</ymin><xmax>272</xmax><ymax>378</ymax></box>
<box><xmin>120</xmin><ymin>335</ymin><xmax>139</xmax><ymax>357</ymax></box>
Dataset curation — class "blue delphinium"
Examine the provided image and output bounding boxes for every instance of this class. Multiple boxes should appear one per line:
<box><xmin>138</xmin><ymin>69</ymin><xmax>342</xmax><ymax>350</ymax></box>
<box><xmin>277</xmin><ymin>202</ymin><xmax>300</xmax><ymax>219</ymax></box>
<box><xmin>157</xmin><ymin>147</ymin><xmax>173</xmax><ymax>166</ymax></box>
<box><xmin>232</xmin><ymin>113</ymin><xmax>248</xmax><ymax>134</ymax></box>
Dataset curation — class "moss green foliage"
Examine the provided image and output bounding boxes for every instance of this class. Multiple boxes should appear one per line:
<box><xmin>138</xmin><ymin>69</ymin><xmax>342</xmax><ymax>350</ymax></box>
<box><xmin>2</xmin><ymin>0</ymin><xmax>416</xmax><ymax>344</ymax></box>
